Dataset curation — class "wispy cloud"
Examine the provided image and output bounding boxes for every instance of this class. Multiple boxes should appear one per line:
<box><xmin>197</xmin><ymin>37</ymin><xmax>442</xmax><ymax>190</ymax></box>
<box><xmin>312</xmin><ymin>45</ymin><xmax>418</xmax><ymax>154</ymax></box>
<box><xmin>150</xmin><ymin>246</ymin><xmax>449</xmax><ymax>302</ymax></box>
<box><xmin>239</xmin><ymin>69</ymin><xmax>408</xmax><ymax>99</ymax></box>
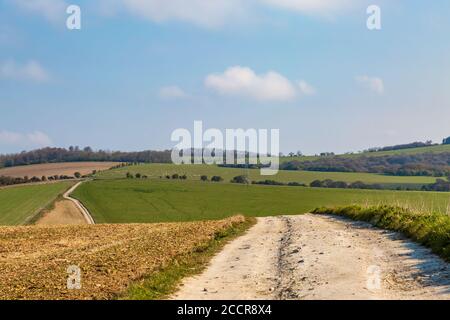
<box><xmin>0</xmin><ymin>130</ymin><xmax>52</xmax><ymax>148</ymax></box>
<box><xmin>205</xmin><ymin>66</ymin><xmax>314</xmax><ymax>102</ymax></box>
<box><xmin>355</xmin><ymin>75</ymin><xmax>384</xmax><ymax>95</ymax></box>
<box><xmin>298</xmin><ymin>80</ymin><xmax>316</xmax><ymax>96</ymax></box>
<box><xmin>262</xmin><ymin>0</ymin><xmax>356</xmax><ymax>16</ymax></box>
<box><xmin>0</xmin><ymin>60</ymin><xmax>50</xmax><ymax>83</ymax></box>
<box><xmin>119</xmin><ymin>0</ymin><xmax>246</xmax><ymax>28</ymax></box>
<box><xmin>159</xmin><ymin>85</ymin><xmax>188</xmax><ymax>99</ymax></box>
<box><xmin>95</xmin><ymin>0</ymin><xmax>359</xmax><ymax>29</ymax></box>
<box><xmin>10</xmin><ymin>0</ymin><xmax>68</xmax><ymax>23</ymax></box>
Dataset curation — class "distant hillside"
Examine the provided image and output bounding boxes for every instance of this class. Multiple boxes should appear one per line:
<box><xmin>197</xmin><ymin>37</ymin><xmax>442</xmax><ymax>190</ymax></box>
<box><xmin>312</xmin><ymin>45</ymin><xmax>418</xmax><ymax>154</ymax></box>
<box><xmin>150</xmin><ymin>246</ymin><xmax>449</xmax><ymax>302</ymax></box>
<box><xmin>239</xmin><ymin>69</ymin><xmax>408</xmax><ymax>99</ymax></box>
<box><xmin>3</xmin><ymin>139</ymin><xmax>450</xmax><ymax>178</ymax></box>
<box><xmin>282</xmin><ymin>143</ymin><xmax>450</xmax><ymax>163</ymax></box>
<box><xmin>281</xmin><ymin>141</ymin><xmax>450</xmax><ymax>177</ymax></box>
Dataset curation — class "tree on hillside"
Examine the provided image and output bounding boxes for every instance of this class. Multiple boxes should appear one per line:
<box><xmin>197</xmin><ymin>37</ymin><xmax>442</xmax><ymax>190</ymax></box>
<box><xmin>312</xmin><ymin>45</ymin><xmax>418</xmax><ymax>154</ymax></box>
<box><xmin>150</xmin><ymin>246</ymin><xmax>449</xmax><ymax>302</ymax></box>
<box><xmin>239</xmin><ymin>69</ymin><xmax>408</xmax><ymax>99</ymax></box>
<box><xmin>74</xmin><ymin>172</ymin><xmax>81</xmax><ymax>179</ymax></box>
<box><xmin>310</xmin><ymin>180</ymin><xmax>323</xmax><ymax>188</ymax></box>
<box><xmin>211</xmin><ymin>176</ymin><xmax>223</xmax><ymax>182</ymax></box>
<box><xmin>443</xmin><ymin>137</ymin><xmax>450</xmax><ymax>145</ymax></box>
<box><xmin>231</xmin><ymin>175</ymin><xmax>249</xmax><ymax>184</ymax></box>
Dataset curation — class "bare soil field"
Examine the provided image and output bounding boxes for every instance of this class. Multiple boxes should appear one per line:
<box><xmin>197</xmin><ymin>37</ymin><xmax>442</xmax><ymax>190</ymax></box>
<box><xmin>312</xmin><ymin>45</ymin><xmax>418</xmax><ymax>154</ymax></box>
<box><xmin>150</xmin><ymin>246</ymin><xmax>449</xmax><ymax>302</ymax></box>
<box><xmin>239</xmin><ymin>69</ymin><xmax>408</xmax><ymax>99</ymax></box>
<box><xmin>0</xmin><ymin>216</ymin><xmax>245</xmax><ymax>300</ymax></box>
<box><xmin>174</xmin><ymin>215</ymin><xmax>450</xmax><ymax>300</ymax></box>
<box><xmin>0</xmin><ymin>162</ymin><xmax>119</xmax><ymax>178</ymax></box>
<box><xmin>36</xmin><ymin>200</ymin><xmax>88</xmax><ymax>226</ymax></box>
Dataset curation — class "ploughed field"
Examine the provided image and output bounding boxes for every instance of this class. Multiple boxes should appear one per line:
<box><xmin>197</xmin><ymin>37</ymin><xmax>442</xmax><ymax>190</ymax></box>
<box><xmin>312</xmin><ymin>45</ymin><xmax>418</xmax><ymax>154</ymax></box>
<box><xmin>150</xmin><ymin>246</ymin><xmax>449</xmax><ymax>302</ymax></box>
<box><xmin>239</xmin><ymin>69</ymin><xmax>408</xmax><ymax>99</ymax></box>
<box><xmin>0</xmin><ymin>162</ymin><xmax>119</xmax><ymax>178</ymax></box>
<box><xmin>72</xmin><ymin>179</ymin><xmax>450</xmax><ymax>224</ymax></box>
<box><xmin>0</xmin><ymin>216</ymin><xmax>245</xmax><ymax>300</ymax></box>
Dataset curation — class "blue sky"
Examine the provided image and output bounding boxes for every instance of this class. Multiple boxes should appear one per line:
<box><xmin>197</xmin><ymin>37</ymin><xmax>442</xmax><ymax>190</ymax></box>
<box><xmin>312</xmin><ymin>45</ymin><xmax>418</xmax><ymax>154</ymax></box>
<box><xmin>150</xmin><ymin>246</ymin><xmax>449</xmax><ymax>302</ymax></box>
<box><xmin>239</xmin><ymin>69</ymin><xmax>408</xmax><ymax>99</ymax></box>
<box><xmin>1</xmin><ymin>0</ymin><xmax>449</xmax><ymax>155</ymax></box>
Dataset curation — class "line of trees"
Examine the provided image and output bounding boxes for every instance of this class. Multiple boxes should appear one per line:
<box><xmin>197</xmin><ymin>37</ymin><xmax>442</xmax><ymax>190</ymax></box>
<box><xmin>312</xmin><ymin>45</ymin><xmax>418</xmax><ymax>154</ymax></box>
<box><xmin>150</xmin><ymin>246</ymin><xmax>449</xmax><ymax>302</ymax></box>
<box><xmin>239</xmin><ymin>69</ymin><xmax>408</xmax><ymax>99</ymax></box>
<box><xmin>0</xmin><ymin>147</ymin><xmax>274</xmax><ymax>168</ymax></box>
<box><xmin>365</xmin><ymin>141</ymin><xmax>435</xmax><ymax>153</ymax></box>
<box><xmin>0</xmin><ymin>173</ymin><xmax>82</xmax><ymax>187</ymax></box>
<box><xmin>251</xmin><ymin>180</ymin><xmax>306</xmax><ymax>187</ymax></box>
<box><xmin>421</xmin><ymin>178</ymin><xmax>450</xmax><ymax>192</ymax></box>
<box><xmin>0</xmin><ymin>147</ymin><xmax>173</xmax><ymax>168</ymax></box>
<box><xmin>309</xmin><ymin>179</ymin><xmax>384</xmax><ymax>190</ymax></box>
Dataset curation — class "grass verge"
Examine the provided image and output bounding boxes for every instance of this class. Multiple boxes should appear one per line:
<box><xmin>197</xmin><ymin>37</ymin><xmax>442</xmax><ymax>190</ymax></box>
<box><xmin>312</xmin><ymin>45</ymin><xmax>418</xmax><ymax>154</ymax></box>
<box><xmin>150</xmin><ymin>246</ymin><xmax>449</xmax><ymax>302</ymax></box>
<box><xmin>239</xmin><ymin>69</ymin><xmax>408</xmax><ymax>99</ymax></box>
<box><xmin>122</xmin><ymin>217</ymin><xmax>256</xmax><ymax>300</ymax></box>
<box><xmin>312</xmin><ymin>205</ymin><xmax>450</xmax><ymax>262</ymax></box>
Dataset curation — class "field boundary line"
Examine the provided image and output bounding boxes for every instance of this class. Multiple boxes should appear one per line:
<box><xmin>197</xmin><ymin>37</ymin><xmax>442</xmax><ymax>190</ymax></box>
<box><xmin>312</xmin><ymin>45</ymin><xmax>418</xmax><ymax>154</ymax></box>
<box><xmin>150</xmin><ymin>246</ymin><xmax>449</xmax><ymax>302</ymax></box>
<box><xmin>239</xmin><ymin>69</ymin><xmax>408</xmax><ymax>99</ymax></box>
<box><xmin>64</xmin><ymin>180</ymin><xmax>95</xmax><ymax>224</ymax></box>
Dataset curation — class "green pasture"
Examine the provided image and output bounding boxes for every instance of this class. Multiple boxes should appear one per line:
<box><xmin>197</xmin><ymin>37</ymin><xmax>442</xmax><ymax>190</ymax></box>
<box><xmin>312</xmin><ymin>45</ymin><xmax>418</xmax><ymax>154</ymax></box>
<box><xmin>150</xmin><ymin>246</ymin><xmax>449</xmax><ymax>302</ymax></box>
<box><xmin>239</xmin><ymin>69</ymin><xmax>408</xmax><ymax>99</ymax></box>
<box><xmin>0</xmin><ymin>182</ymin><xmax>73</xmax><ymax>225</ymax></box>
<box><xmin>72</xmin><ymin>179</ymin><xmax>450</xmax><ymax>224</ymax></box>
<box><xmin>96</xmin><ymin>164</ymin><xmax>436</xmax><ymax>186</ymax></box>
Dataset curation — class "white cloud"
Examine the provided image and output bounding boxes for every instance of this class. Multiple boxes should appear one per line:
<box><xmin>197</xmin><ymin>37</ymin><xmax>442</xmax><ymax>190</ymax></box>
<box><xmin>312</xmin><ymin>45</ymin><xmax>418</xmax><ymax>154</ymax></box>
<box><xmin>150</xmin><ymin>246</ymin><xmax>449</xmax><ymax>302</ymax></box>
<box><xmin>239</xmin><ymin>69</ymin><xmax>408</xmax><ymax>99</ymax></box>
<box><xmin>159</xmin><ymin>86</ymin><xmax>188</xmax><ymax>99</ymax></box>
<box><xmin>355</xmin><ymin>75</ymin><xmax>384</xmax><ymax>95</ymax></box>
<box><xmin>120</xmin><ymin>0</ymin><xmax>246</xmax><ymax>28</ymax></box>
<box><xmin>298</xmin><ymin>80</ymin><xmax>316</xmax><ymax>96</ymax></box>
<box><xmin>205</xmin><ymin>66</ymin><xmax>314</xmax><ymax>102</ymax></box>
<box><xmin>0</xmin><ymin>131</ymin><xmax>52</xmax><ymax>148</ymax></box>
<box><xmin>11</xmin><ymin>0</ymin><xmax>68</xmax><ymax>23</ymax></box>
<box><xmin>0</xmin><ymin>60</ymin><xmax>50</xmax><ymax>83</ymax></box>
<box><xmin>262</xmin><ymin>0</ymin><xmax>356</xmax><ymax>15</ymax></box>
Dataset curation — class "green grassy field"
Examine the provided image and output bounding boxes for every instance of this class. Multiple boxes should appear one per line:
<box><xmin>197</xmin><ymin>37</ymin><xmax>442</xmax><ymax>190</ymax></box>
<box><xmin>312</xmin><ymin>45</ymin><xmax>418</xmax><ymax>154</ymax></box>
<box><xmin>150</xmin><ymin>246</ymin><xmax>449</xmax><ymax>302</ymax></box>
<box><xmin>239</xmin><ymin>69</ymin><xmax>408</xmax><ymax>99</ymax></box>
<box><xmin>0</xmin><ymin>182</ymin><xmax>73</xmax><ymax>225</ymax></box>
<box><xmin>72</xmin><ymin>179</ymin><xmax>450</xmax><ymax>224</ymax></box>
<box><xmin>96</xmin><ymin>164</ymin><xmax>436</xmax><ymax>186</ymax></box>
<box><xmin>281</xmin><ymin>144</ymin><xmax>450</xmax><ymax>163</ymax></box>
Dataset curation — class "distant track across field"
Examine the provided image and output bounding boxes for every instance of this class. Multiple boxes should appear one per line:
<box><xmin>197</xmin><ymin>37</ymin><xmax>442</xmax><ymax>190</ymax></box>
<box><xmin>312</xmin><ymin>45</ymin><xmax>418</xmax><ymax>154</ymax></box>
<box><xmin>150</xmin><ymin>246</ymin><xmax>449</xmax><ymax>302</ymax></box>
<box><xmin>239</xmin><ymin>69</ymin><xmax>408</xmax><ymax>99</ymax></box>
<box><xmin>64</xmin><ymin>181</ymin><xmax>95</xmax><ymax>224</ymax></box>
